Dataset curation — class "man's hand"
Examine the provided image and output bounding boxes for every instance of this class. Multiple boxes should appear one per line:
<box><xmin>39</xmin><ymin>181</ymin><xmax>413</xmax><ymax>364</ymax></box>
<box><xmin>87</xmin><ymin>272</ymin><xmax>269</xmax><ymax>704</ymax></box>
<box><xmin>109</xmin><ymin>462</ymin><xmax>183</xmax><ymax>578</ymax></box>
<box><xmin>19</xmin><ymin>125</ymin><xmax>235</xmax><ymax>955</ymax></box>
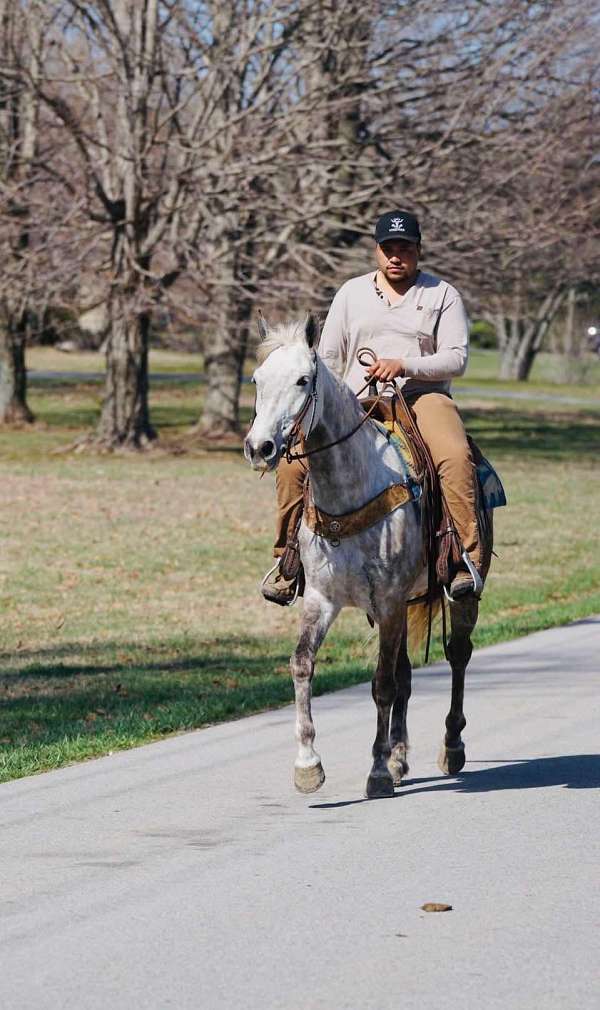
<box><xmin>366</xmin><ymin>357</ymin><xmax>405</xmax><ymax>382</ymax></box>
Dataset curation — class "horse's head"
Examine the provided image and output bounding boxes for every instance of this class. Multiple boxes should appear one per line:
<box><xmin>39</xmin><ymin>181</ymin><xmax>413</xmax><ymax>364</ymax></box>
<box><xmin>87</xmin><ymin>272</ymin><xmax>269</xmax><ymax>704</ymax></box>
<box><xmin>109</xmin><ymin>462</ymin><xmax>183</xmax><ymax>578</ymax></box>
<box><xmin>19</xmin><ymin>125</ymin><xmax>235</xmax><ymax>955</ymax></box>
<box><xmin>244</xmin><ymin>312</ymin><xmax>320</xmax><ymax>471</ymax></box>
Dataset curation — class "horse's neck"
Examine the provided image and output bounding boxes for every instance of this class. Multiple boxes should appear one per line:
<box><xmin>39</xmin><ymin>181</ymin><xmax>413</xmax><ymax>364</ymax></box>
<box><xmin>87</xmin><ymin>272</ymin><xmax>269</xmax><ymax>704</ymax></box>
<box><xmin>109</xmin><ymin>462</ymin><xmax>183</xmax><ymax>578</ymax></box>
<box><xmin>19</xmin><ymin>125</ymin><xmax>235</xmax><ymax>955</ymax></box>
<box><xmin>303</xmin><ymin>362</ymin><xmax>400</xmax><ymax>514</ymax></box>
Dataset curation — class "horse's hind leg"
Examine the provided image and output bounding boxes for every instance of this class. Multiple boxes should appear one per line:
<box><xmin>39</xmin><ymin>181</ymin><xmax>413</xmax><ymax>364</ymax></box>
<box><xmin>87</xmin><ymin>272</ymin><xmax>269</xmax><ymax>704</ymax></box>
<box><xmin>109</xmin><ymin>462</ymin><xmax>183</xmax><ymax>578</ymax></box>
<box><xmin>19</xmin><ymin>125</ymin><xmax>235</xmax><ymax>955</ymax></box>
<box><xmin>438</xmin><ymin>595</ymin><xmax>478</xmax><ymax>775</ymax></box>
<box><xmin>291</xmin><ymin>591</ymin><xmax>339</xmax><ymax>794</ymax></box>
<box><xmin>366</xmin><ymin>612</ymin><xmax>404</xmax><ymax>799</ymax></box>
<box><xmin>388</xmin><ymin>625</ymin><xmax>411</xmax><ymax>786</ymax></box>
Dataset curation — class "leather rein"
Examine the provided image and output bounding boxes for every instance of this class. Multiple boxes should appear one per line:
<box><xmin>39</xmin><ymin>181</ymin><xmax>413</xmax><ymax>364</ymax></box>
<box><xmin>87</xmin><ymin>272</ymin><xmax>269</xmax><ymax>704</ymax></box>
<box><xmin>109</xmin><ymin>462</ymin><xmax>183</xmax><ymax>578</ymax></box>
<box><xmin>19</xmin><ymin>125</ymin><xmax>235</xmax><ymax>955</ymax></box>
<box><xmin>285</xmin><ymin>348</ymin><xmax>393</xmax><ymax>464</ymax></box>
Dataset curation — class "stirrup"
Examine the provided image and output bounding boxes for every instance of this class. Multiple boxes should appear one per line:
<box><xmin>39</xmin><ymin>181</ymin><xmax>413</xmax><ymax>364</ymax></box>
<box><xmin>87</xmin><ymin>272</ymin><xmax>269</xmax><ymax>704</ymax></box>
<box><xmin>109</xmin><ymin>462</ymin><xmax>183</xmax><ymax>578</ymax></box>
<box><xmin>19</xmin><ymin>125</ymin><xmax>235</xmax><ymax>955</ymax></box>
<box><xmin>443</xmin><ymin>550</ymin><xmax>483</xmax><ymax>603</ymax></box>
<box><xmin>261</xmin><ymin>561</ymin><xmax>300</xmax><ymax>607</ymax></box>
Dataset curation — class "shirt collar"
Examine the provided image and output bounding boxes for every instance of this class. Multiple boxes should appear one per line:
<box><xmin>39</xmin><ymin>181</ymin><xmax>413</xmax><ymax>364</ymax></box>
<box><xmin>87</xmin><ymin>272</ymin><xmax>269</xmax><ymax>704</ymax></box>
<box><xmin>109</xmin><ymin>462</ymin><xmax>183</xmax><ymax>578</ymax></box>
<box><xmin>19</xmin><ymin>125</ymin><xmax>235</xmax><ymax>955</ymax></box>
<box><xmin>373</xmin><ymin>269</ymin><xmax>420</xmax><ymax>305</ymax></box>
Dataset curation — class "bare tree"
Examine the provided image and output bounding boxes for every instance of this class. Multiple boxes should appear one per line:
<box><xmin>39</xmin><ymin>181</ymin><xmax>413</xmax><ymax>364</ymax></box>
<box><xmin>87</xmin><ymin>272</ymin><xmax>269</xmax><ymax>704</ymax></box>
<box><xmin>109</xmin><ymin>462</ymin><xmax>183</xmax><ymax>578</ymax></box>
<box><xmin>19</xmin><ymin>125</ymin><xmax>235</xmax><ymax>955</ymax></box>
<box><xmin>410</xmin><ymin>0</ymin><xmax>600</xmax><ymax>380</ymax></box>
<box><xmin>30</xmin><ymin>1</ymin><xmax>342</xmax><ymax>447</ymax></box>
<box><xmin>190</xmin><ymin>3</ymin><xmax>312</xmax><ymax>439</ymax></box>
<box><xmin>0</xmin><ymin>0</ymin><xmax>46</xmax><ymax>423</ymax></box>
<box><xmin>25</xmin><ymin>1</ymin><xmax>214</xmax><ymax>447</ymax></box>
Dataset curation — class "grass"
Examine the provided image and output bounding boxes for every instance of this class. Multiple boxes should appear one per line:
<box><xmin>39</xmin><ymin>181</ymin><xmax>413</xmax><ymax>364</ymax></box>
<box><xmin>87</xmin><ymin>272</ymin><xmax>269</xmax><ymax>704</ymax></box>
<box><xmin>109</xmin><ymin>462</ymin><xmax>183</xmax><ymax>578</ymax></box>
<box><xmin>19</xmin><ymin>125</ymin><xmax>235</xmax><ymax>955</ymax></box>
<box><xmin>460</xmin><ymin>347</ymin><xmax>600</xmax><ymax>392</ymax></box>
<box><xmin>0</xmin><ymin>352</ymin><xmax>599</xmax><ymax>782</ymax></box>
<box><xmin>28</xmin><ymin>346</ymin><xmax>203</xmax><ymax>376</ymax></box>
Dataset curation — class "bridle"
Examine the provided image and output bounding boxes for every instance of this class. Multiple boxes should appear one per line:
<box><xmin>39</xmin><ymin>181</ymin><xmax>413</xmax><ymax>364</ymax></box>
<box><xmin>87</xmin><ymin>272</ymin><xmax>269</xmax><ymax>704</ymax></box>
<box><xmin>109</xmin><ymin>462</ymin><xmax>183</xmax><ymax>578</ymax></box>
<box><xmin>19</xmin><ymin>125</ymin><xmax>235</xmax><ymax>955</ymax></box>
<box><xmin>284</xmin><ymin>348</ymin><xmax>395</xmax><ymax>464</ymax></box>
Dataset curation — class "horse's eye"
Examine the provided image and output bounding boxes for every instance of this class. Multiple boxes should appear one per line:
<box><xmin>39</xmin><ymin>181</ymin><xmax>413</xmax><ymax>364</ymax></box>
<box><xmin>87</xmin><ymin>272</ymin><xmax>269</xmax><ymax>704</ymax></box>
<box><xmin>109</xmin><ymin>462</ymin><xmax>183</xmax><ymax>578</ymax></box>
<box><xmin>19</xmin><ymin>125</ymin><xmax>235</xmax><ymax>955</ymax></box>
<box><xmin>297</xmin><ymin>376</ymin><xmax>308</xmax><ymax>386</ymax></box>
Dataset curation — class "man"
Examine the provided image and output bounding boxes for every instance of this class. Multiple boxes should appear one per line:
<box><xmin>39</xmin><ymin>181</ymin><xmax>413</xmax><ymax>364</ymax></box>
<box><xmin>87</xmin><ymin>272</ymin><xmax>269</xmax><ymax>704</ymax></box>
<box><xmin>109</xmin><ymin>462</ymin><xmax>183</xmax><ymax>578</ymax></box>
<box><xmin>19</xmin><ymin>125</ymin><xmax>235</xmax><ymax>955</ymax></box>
<box><xmin>262</xmin><ymin>209</ymin><xmax>482</xmax><ymax>605</ymax></box>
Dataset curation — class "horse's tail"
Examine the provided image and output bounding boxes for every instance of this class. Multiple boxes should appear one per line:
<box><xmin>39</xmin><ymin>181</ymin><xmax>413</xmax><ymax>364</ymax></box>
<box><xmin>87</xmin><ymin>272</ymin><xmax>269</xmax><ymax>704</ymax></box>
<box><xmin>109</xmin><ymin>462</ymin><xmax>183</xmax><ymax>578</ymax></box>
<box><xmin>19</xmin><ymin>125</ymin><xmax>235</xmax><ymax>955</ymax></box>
<box><xmin>407</xmin><ymin>594</ymin><xmax>442</xmax><ymax>656</ymax></box>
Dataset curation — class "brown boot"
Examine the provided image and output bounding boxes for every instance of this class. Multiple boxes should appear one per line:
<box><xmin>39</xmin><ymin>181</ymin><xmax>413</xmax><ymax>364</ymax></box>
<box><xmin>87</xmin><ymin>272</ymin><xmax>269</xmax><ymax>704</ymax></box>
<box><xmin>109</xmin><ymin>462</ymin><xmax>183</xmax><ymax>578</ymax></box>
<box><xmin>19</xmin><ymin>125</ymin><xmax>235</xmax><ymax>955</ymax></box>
<box><xmin>449</xmin><ymin>569</ymin><xmax>476</xmax><ymax>599</ymax></box>
<box><xmin>261</xmin><ymin>562</ymin><xmax>300</xmax><ymax>606</ymax></box>
<box><xmin>449</xmin><ymin>565</ymin><xmax>481</xmax><ymax>600</ymax></box>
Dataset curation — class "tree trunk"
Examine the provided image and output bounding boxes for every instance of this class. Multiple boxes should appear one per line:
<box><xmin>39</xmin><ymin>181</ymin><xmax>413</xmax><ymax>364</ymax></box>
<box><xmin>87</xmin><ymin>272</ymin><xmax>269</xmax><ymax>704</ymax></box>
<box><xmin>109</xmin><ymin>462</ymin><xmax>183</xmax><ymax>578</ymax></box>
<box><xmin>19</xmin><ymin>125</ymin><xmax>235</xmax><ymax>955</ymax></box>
<box><xmin>498</xmin><ymin>335</ymin><xmax>537</xmax><ymax>381</ymax></box>
<box><xmin>198</xmin><ymin>294</ymin><xmax>251</xmax><ymax>439</ymax></box>
<box><xmin>197</xmin><ymin>229</ymin><xmax>255</xmax><ymax>439</ymax></box>
<box><xmin>564</xmin><ymin>286</ymin><xmax>576</xmax><ymax>357</ymax></box>
<box><xmin>0</xmin><ymin>314</ymin><xmax>34</xmax><ymax>424</ymax></box>
<box><xmin>497</xmin><ymin>287</ymin><xmax>566</xmax><ymax>381</ymax></box>
<box><xmin>94</xmin><ymin>295</ymin><xmax>156</xmax><ymax>449</ymax></box>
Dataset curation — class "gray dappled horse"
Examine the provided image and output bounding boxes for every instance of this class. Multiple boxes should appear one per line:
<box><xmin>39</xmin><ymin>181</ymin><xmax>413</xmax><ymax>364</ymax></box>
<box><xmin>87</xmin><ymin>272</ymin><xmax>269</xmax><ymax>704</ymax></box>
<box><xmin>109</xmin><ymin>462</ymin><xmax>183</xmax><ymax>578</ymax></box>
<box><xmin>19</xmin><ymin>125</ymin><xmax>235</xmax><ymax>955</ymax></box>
<box><xmin>245</xmin><ymin>314</ymin><xmax>490</xmax><ymax>798</ymax></box>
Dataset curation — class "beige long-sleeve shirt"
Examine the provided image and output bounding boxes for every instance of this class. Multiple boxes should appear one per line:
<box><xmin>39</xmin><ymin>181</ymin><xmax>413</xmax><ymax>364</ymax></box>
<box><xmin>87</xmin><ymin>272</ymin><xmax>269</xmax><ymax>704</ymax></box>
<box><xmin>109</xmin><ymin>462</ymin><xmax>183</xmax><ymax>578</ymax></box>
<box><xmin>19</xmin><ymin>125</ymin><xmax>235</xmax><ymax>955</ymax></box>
<box><xmin>319</xmin><ymin>270</ymin><xmax>469</xmax><ymax>398</ymax></box>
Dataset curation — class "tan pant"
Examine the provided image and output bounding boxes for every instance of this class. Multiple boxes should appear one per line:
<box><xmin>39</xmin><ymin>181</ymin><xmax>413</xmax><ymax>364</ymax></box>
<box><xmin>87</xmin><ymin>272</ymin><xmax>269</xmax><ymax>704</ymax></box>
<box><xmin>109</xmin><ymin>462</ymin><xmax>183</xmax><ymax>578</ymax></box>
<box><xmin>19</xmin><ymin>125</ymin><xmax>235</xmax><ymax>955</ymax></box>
<box><xmin>273</xmin><ymin>392</ymin><xmax>482</xmax><ymax>571</ymax></box>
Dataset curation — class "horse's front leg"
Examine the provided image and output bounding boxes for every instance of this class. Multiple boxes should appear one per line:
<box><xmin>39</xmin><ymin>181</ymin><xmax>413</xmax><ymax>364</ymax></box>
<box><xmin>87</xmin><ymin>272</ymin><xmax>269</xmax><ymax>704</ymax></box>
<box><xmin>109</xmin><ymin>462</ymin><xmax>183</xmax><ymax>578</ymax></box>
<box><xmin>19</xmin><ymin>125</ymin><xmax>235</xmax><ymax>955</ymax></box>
<box><xmin>438</xmin><ymin>595</ymin><xmax>478</xmax><ymax>775</ymax></box>
<box><xmin>291</xmin><ymin>590</ymin><xmax>339</xmax><ymax>794</ymax></box>
<box><xmin>366</xmin><ymin>611</ymin><xmax>405</xmax><ymax>799</ymax></box>
<box><xmin>388</xmin><ymin>625</ymin><xmax>411</xmax><ymax>786</ymax></box>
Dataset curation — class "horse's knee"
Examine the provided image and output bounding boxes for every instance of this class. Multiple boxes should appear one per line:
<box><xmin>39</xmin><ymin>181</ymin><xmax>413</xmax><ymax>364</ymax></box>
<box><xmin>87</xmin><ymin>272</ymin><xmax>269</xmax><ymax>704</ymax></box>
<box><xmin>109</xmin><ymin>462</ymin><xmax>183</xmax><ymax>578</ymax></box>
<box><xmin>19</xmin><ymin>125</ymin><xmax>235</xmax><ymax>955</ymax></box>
<box><xmin>290</xmin><ymin>652</ymin><xmax>313</xmax><ymax>682</ymax></box>
<box><xmin>447</xmin><ymin>638</ymin><xmax>472</xmax><ymax>670</ymax></box>
<box><xmin>371</xmin><ymin>673</ymin><xmax>395</xmax><ymax>708</ymax></box>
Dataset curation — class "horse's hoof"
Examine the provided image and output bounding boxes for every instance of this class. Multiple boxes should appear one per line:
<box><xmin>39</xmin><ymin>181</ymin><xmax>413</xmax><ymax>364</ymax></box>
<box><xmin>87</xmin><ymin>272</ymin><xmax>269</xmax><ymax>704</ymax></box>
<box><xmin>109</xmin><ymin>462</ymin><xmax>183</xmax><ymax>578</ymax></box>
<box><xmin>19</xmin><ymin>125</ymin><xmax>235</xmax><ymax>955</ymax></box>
<box><xmin>387</xmin><ymin>756</ymin><xmax>409</xmax><ymax>786</ymax></box>
<box><xmin>365</xmin><ymin>772</ymin><xmax>395</xmax><ymax>799</ymax></box>
<box><xmin>294</xmin><ymin>762</ymin><xmax>326</xmax><ymax>793</ymax></box>
<box><xmin>438</xmin><ymin>742</ymin><xmax>466</xmax><ymax>776</ymax></box>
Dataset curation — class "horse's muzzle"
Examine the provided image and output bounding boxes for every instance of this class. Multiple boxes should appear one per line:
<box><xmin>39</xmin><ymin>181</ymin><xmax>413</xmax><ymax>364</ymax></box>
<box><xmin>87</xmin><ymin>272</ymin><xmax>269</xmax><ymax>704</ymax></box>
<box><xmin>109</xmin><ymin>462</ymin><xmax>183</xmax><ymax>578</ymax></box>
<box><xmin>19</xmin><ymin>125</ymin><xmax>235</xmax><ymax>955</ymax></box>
<box><xmin>244</xmin><ymin>435</ymin><xmax>279</xmax><ymax>470</ymax></box>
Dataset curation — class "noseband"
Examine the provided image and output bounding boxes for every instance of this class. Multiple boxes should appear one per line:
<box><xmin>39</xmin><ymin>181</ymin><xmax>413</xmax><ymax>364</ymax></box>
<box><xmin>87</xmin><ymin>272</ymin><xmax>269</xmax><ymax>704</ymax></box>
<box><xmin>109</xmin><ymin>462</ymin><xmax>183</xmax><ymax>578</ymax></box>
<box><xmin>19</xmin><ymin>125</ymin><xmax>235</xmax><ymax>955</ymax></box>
<box><xmin>284</xmin><ymin>357</ymin><xmax>320</xmax><ymax>463</ymax></box>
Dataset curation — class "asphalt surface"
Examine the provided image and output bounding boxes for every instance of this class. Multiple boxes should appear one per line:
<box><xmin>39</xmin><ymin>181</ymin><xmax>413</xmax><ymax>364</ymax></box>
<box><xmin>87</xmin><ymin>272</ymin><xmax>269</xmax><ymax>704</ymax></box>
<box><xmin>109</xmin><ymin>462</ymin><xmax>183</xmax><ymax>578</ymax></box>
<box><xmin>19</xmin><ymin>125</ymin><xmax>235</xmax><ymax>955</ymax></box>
<box><xmin>1</xmin><ymin>618</ymin><xmax>599</xmax><ymax>1010</ymax></box>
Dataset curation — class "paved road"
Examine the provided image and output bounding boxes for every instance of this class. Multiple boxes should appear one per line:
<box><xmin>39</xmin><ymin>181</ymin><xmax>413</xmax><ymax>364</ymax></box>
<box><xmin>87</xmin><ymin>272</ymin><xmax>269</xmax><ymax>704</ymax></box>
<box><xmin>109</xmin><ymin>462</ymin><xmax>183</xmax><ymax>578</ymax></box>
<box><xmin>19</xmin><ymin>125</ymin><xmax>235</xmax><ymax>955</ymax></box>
<box><xmin>2</xmin><ymin>619</ymin><xmax>599</xmax><ymax>1010</ymax></box>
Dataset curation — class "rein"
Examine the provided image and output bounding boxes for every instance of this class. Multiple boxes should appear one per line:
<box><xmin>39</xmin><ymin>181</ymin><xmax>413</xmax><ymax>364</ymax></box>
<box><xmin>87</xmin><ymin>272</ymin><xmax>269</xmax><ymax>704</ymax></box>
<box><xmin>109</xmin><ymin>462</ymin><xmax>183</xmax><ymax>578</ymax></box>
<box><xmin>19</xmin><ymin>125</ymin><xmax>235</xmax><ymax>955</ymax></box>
<box><xmin>285</xmin><ymin>348</ymin><xmax>394</xmax><ymax>464</ymax></box>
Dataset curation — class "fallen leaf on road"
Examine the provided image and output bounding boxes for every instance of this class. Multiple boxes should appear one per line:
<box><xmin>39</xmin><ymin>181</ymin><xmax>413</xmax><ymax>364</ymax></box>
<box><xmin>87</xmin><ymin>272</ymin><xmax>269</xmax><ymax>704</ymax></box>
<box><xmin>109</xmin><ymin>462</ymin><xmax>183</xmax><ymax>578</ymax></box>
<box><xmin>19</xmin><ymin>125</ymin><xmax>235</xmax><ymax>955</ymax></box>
<box><xmin>421</xmin><ymin>903</ymin><xmax>452</xmax><ymax>913</ymax></box>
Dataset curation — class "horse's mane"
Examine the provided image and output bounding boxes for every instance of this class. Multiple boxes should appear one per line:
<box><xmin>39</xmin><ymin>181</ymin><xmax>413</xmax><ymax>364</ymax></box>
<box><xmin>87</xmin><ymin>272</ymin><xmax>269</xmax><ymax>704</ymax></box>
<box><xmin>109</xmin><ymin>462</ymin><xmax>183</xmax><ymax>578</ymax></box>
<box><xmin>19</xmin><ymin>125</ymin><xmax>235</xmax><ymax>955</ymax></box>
<box><xmin>256</xmin><ymin>320</ymin><xmax>307</xmax><ymax>365</ymax></box>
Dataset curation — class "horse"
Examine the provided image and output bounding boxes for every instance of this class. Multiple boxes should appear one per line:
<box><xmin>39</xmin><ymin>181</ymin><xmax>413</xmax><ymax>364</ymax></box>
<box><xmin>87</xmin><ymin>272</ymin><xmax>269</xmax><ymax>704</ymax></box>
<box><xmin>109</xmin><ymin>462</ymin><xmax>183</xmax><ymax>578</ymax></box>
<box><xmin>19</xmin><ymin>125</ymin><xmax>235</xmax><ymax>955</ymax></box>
<box><xmin>244</xmin><ymin>313</ymin><xmax>492</xmax><ymax>798</ymax></box>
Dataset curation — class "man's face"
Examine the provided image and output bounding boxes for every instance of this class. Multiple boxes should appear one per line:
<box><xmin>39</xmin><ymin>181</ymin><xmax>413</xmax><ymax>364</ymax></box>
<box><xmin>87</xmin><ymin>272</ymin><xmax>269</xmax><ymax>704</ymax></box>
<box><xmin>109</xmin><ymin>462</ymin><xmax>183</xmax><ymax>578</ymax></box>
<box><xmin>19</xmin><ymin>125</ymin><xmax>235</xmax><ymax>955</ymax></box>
<box><xmin>375</xmin><ymin>239</ymin><xmax>420</xmax><ymax>284</ymax></box>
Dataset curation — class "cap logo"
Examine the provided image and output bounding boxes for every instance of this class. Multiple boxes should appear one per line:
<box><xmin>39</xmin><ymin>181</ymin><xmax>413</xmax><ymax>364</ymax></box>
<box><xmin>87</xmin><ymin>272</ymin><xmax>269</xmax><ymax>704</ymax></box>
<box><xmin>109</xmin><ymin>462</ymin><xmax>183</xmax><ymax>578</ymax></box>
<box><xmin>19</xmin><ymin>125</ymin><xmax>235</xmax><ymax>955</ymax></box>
<box><xmin>389</xmin><ymin>217</ymin><xmax>406</xmax><ymax>232</ymax></box>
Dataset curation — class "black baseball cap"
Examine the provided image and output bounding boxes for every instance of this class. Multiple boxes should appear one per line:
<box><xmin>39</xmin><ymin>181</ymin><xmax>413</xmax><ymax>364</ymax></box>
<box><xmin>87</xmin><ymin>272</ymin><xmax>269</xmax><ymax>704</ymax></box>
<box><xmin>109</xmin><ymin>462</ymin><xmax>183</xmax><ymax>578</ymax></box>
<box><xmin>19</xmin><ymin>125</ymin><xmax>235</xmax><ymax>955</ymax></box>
<box><xmin>374</xmin><ymin>210</ymin><xmax>421</xmax><ymax>245</ymax></box>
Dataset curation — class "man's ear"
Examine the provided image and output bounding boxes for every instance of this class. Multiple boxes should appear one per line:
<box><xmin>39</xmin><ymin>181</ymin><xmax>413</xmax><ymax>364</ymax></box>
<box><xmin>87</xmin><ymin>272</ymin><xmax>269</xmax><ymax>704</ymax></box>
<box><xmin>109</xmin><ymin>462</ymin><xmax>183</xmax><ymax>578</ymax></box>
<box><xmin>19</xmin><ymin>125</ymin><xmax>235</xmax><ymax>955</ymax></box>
<box><xmin>304</xmin><ymin>312</ymin><xmax>320</xmax><ymax>349</ymax></box>
<box><xmin>257</xmin><ymin>309</ymin><xmax>269</xmax><ymax>341</ymax></box>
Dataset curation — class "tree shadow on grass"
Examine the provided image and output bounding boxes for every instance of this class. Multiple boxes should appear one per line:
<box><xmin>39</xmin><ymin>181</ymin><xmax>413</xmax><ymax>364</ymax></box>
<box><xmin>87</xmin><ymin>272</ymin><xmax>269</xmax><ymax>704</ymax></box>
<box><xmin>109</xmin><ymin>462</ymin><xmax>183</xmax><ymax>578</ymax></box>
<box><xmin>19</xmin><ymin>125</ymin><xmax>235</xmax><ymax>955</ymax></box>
<box><xmin>0</xmin><ymin>636</ymin><xmax>367</xmax><ymax>755</ymax></box>
<box><xmin>462</xmin><ymin>407</ymin><xmax>600</xmax><ymax>461</ymax></box>
<box><xmin>0</xmin><ymin>637</ymin><xmax>292</xmax><ymax>678</ymax></box>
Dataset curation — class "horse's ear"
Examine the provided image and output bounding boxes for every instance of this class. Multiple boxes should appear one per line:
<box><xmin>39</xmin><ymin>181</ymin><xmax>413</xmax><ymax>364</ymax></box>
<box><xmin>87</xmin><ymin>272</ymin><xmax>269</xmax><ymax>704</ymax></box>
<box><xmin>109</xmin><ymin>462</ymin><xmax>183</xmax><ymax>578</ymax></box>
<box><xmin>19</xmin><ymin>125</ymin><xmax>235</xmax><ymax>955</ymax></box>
<box><xmin>257</xmin><ymin>309</ymin><xmax>269</xmax><ymax>341</ymax></box>
<box><xmin>304</xmin><ymin>312</ymin><xmax>320</xmax><ymax>349</ymax></box>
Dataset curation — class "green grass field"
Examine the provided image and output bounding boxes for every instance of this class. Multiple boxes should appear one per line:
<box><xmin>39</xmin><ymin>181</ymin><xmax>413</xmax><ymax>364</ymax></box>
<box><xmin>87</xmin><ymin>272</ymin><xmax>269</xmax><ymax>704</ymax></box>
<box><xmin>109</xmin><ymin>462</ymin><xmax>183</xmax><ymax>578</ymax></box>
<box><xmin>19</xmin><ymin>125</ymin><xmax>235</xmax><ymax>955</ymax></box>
<box><xmin>1</xmin><ymin>349</ymin><xmax>599</xmax><ymax>782</ymax></box>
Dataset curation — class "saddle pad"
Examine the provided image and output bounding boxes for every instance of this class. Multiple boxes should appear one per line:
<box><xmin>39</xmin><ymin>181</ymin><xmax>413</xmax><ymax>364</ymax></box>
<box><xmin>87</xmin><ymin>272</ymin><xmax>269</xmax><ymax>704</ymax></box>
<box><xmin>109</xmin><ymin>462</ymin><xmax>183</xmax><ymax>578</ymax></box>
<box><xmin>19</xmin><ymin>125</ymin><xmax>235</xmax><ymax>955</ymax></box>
<box><xmin>374</xmin><ymin>419</ymin><xmax>418</xmax><ymax>479</ymax></box>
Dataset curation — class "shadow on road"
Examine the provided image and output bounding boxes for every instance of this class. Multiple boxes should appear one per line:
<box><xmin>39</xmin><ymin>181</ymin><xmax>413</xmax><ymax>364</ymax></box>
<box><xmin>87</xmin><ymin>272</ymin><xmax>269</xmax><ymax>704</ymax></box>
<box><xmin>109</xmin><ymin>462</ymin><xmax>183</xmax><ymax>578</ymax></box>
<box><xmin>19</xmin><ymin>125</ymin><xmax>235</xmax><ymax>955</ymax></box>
<box><xmin>310</xmin><ymin>754</ymin><xmax>600</xmax><ymax>809</ymax></box>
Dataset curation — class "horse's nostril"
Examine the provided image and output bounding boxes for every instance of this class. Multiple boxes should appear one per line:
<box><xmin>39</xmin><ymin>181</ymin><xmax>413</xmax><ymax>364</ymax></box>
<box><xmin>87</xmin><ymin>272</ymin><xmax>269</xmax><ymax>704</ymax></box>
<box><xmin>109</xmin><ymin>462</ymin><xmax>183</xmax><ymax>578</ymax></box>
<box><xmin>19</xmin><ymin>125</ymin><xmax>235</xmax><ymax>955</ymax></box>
<box><xmin>261</xmin><ymin>440</ymin><xmax>275</xmax><ymax>459</ymax></box>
